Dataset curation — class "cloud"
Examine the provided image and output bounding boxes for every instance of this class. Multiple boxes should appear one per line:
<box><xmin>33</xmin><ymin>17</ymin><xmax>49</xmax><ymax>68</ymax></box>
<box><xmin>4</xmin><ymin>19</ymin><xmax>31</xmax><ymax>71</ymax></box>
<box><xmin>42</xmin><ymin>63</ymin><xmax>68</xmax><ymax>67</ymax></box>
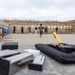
<box><xmin>0</xmin><ymin>0</ymin><xmax>75</xmax><ymax>21</ymax></box>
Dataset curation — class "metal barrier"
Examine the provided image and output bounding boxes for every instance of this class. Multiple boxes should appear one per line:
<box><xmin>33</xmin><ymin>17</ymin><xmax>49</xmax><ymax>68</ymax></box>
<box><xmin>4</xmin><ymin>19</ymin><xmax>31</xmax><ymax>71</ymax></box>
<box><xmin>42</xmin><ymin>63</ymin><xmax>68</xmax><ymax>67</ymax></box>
<box><xmin>0</xmin><ymin>50</ymin><xmax>20</xmax><ymax>58</ymax></box>
<box><xmin>0</xmin><ymin>52</ymin><xmax>34</xmax><ymax>75</ymax></box>
<box><xmin>28</xmin><ymin>55</ymin><xmax>45</xmax><ymax>71</ymax></box>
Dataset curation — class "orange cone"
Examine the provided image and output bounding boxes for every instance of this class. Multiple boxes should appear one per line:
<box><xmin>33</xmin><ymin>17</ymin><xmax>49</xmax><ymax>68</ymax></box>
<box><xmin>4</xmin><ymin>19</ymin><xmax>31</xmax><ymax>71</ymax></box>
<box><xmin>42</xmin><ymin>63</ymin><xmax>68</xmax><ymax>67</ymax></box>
<box><xmin>4</xmin><ymin>33</ymin><xmax>6</xmax><ymax>36</ymax></box>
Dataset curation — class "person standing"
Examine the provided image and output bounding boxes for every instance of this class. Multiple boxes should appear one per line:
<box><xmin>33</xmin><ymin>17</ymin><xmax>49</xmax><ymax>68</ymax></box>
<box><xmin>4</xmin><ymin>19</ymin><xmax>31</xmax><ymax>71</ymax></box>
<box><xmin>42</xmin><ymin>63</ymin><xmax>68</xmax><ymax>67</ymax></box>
<box><xmin>13</xmin><ymin>26</ymin><xmax>16</xmax><ymax>33</ymax></box>
<box><xmin>28</xmin><ymin>26</ymin><xmax>31</xmax><ymax>33</ymax></box>
<box><xmin>39</xmin><ymin>24</ymin><xmax>43</xmax><ymax>38</ymax></box>
<box><xmin>45</xmin><ymin>26</ymin><xmax>48</xmax><ymax>34</ymax></box>
<box><xmin>56</xmin><ymin>26</ymin><xmax>58</xmax><ymax>33</ymax></box>
<box><xmin>2</xmin><ymin>27</ymin><xmax>4</xmax><ymax>38</ymax></box>
<box><xmin>21</xmin><ymin>26</ymin><xmax>24</xmax><ymax>33</ymax></box>
<box><xmin>35</xmin><ymin>27</ymin><xmax>37</xmax><ymax>34</ymax></box>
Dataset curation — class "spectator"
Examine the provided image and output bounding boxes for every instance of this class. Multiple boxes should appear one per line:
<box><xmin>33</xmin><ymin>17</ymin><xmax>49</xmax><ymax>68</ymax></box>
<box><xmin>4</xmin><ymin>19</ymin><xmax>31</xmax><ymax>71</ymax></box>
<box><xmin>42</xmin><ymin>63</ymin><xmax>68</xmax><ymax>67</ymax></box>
<box><xmin>35</xmin><ymin>27</ymin><xmax>37</xmax><ymax>33</ymax></box>
<box><xmin>28</xmin><ymin>26</ymin><xmax>31</xmax><ymax>33</ymax></box>
<box><xmin>21</xmin><ymin>26</ymin><xmax>24</xmax><ymax>33</ymax></box>
<box><xmin>56</xmin><ymin>26</ymin><xmax>58</xmax><ymax>33</ymax></box>
<box><xmin>45</xmin><ymin>26</ymin><xmax>48</xmax><ymax>34</ymax></box>
<box><xmin>2</xmin><ymin>27</ymin><xmax>4</xmax><ymax>38</ymax></box>
<box><xmin>13</xmin><ymin>26</ymin><xmax>16</xmax><ymax>33</ymax></box>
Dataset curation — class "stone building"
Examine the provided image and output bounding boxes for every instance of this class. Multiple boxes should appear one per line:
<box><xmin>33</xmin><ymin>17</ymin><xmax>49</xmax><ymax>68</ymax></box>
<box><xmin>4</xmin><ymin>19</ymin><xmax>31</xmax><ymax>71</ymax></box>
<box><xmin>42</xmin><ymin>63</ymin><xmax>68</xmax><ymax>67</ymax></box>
<box><xmin>3</xmin><ymin>20</ymin><xmax>74</xmax><ymax>34</ymax></box>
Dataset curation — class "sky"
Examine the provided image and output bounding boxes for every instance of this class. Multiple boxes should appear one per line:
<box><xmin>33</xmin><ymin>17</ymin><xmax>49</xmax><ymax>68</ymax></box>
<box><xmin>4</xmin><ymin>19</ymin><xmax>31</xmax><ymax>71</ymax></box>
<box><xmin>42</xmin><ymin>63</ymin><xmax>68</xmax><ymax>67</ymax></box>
<box><xmin>0</xmin><ymin>0</ymin><xmax>75</xmax><ymax>21</ymax></box>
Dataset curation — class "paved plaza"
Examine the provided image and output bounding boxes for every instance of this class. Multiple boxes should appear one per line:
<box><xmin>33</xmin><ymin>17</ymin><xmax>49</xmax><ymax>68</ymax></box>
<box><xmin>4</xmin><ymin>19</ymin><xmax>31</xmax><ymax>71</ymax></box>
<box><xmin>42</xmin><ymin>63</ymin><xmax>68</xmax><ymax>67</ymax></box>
<box><xmin>0</xmin><ymin>34</ymin><xmax>75</xmax><ymax>75</ymax></box>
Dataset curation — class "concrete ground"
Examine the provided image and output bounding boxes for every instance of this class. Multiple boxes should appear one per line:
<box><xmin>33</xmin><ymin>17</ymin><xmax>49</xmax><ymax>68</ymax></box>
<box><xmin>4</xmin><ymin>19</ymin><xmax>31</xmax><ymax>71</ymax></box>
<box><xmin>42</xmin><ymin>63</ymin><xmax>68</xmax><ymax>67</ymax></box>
<box><xmin>0</xmin><ymin>33</ymin><xmax>75</xmax><ymax>75</ymax></box>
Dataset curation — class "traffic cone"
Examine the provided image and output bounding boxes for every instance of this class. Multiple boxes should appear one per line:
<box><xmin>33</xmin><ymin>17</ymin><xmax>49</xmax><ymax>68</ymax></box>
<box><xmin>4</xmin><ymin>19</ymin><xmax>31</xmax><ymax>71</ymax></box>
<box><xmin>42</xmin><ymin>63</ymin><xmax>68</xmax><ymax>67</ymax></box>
<box><xmin>4</xmin><ymin>33</ymin><xmax>6</xmax><ymax>36</ymax></box>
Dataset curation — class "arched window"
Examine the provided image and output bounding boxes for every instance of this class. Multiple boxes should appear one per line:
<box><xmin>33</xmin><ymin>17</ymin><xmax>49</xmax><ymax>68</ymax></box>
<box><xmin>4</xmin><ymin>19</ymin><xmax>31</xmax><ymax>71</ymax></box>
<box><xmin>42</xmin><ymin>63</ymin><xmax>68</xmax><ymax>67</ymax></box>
<box><xmin>51</xmin><ymin>26</ymin><xmax>53</xmax><ymax>29</ymax></box>
<box><xmin>70</xmin><ymin>26</ymin><xmax>72</xmax><ymax>29</ymax></box>
<box><xmin>54</xmin><ymin>25</ymin><xmax>56</xmax><ymax>29</ymax></box>
<box><xmin>60</xmin><ymin>26</ymin><xmax>62</xmax><ymax>29</ymax></box>
<box><xmin>48</xmin><ymin>26</ymin><xmax>50</xmax><ymax>28</ymax></box>
<box><xmin>31</xmin><ymin>25</ymin><xmax>34</xmax><ymax>28</ymax></box>
<box><xmin>67</xmin><ymin>26</ymin><xmax>69</xmax><ymax>29</ymax></box>
<box><xmin>24</xmin><ymin>25</ymin><xmax>27</xmax><ymax>28</ymax></box>
<box><xmin>64</xmin><ymin>25</ymin><xmax>66</xmax><ymax>29</ymax></box>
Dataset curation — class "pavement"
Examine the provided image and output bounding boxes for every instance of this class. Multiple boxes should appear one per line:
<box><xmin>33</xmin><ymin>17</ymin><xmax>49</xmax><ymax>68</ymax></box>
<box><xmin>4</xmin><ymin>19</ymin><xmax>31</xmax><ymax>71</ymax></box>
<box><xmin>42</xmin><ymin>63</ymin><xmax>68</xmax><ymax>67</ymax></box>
<box><xmin>0</xmin><ymin>33</ymin><xmax>75</xmax><ymax>75</ymax></box>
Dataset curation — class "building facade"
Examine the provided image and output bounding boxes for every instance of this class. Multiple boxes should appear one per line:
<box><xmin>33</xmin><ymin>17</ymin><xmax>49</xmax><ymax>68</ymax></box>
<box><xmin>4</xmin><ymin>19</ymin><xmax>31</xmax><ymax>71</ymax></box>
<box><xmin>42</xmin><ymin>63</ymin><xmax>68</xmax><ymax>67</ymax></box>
<box><xmin>4</xmin><ymin>20</ymin><xmax>73</xmax><ymax>34</ymax></box>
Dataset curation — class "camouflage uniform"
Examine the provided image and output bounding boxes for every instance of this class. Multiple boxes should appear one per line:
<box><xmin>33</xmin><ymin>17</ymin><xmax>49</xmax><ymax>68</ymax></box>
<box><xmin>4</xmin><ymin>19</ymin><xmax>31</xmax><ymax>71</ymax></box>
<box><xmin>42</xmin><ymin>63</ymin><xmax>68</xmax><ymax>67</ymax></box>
<box><xmin>39</xmin><ymin>25</ymin><xmax>43</xmax><ymax>37</ymax></box>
